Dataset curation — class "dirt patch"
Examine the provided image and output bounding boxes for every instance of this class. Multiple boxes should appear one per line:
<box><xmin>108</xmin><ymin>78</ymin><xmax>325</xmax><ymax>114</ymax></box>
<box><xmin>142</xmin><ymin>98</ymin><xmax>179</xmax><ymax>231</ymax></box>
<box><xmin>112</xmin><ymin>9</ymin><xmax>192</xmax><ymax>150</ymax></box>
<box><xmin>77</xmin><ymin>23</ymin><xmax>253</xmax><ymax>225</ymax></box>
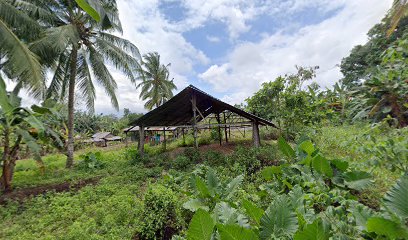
<box><xmin>0</xmin><ymin>177</ymin><xmax>99</xmax><ymax>205</ymax></box>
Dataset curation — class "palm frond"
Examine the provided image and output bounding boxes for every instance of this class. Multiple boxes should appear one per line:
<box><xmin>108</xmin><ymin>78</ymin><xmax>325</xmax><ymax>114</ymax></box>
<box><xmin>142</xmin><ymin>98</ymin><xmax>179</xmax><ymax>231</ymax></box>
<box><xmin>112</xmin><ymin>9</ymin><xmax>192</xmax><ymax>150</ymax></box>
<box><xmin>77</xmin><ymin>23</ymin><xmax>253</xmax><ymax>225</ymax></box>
<box><xmin>88</xmin><ymin>46</ymin><xmax>118</xmax><ymax>110</ymax></box>
<box><xmin>77</xmin><ymin>50</ymin><xmax>95</xmax><ymax>111</ymax></box>
<box><xmin>0</xmin><ymin>18</ymin><xmax>45</xmax><ymax>98</ymax></box>
<box><xmin>0</xmin><ymin>0</ymin><xmax>42</xmax><ymax>39</ymax></box>
<box><xmin>98</xmin><ymin>32</ymin><xmax>140</xmax><ymax>58</ymax></box>
<box><xmin>94</xmin><ymin>37</ymin><xmax>140</xmax><ymax>83</ymax></box>
<box><xmin>46</xmin><ymin>51</ymin><xmax>69</xmax><ymax>99</ymax></box>
<box><xmin>30</xmin><ymin>24</ymin><xmax>80</xmax><ymax>64</ymax></box>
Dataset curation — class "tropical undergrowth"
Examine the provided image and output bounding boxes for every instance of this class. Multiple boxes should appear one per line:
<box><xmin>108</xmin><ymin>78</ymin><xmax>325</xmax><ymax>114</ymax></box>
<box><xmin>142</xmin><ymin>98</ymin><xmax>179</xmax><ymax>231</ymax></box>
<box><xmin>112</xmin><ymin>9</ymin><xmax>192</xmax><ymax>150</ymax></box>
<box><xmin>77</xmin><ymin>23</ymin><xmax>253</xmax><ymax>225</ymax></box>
<box><xmin>0</xmin><ymin>125</ymin><xmax>406</xmax><ymax>239</ymax></box>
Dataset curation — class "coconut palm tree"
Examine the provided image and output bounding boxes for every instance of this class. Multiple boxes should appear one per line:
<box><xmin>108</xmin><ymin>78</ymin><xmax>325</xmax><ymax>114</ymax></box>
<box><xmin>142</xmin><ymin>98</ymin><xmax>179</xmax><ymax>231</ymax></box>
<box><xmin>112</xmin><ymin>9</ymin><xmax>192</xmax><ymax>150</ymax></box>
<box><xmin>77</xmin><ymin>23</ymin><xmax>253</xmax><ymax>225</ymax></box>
<box><xmin>387</xmin><ymin>0</ymin><xmax>408</xmax><ymax>36</ymax></box>
<box><xmin>137</xmin><ymin>52</ymin><xmax>177</xmax><ymax>110</ymax></box>
<box><xmin>25</xmin><ymin>0</ymin><xmax>141</xmax><ymax>168</ymax></box>
<box><xmin>0</xmin><ymin>0</ymin><xmax>45</xmax><ymax>98</ymax></box>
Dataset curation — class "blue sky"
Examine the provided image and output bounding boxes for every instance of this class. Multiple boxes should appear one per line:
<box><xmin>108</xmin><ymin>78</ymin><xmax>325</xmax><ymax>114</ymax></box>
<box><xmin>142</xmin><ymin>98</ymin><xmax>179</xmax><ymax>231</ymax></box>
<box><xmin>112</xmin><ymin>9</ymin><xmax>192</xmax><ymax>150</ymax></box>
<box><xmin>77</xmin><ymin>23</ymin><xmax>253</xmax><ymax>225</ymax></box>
<box><xmin>95</xmin><ymin>0</ymin><xmax>393</xmax><ymax>114</ymax></box>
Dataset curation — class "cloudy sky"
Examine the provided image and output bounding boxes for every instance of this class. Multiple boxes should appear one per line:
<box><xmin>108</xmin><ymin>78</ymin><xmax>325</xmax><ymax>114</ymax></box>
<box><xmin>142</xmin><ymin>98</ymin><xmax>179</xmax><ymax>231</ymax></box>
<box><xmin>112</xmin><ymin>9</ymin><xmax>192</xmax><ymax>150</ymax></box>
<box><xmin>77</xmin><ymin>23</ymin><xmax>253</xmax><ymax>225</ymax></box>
<box><xmin>12</xmin><ymin>0</ymin><xmax>394</xmax><ymax>114</ymax></box>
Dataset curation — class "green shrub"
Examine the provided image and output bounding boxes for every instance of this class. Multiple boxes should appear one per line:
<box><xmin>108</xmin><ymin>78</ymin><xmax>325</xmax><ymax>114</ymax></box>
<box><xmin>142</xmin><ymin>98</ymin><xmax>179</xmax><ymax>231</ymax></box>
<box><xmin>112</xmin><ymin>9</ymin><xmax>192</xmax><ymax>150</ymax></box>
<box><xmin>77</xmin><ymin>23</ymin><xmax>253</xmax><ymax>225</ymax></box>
<box><xmin>260</xmin><ymin>127</ymin><xmax>281</xmax><ymax>140</ymax></box>
<box><xmin>228</xmin><ymin>146</ymin><xmax>261</xmax><ymax>175</ymax></box>
<box><xmin>257</xmin><ymin>145</ymin><xmax>280</xmax><ymax>167</ymax></box>
<box><xmin>183</xmin><ymin>147</ymin><xmax>201</xmax><ymax>163</ymax></box>
<box><xmin>172</xmin><ymin>155</ymin><xmax>191</xmax><ymax>170</ymax></box>
<box><xmin>203</xmin><ymin>150</ymin><xmax>226</xmax><ymax>166</ymax></box>
<box><xmin>123</xmin><ymin>147</ymin><xmax>144</xmax><ymax>165</ymax></box>
<box><xmin>139</xmin><ymin>184</ymin><xmax>184</xmax><ymax>239</ymax></box>
<box><xmin>210</xmin><ymin>127</ymin><xmax>221</xmax><ymax>141</ymax></box>
<box><xmin>77</xmin><ymin>152</ymin><xmax>105</xmax><ymax>170</ymax></box>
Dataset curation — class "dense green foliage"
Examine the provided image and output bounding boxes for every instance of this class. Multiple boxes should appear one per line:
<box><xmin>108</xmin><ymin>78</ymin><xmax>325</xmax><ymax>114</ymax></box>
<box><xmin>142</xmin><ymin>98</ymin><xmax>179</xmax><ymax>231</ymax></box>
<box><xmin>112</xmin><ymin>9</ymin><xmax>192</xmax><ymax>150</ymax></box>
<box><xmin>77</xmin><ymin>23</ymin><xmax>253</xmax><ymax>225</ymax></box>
<box><xmin>0</xmin><ymin>1</ymin><xmax>407</xmax><ymax>239</ymax></box>
<box><xmin>0</xmin><ymin>125</ymin><xmax>406</xmax><ymax>239</ymax></box>
<box><xmin>246</xmin><ymin>66</ymin><xmax>345</xmax><ymax>138</ymax></box>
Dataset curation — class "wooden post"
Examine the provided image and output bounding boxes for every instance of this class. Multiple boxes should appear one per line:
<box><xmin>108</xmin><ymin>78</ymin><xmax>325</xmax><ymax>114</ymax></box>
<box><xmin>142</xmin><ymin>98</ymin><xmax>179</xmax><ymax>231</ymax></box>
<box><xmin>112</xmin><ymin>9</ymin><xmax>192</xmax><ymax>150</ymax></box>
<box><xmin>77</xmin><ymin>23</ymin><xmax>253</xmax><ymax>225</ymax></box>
<box><xmin>223</xmin><ymin>112</ymin><xmax>228</xmax><ymax>143</ymax></box>
<box><xmin>216</xmin><ymin>113</ymin><xmax>222</xmax><ymax>146</ymax></box>
<box><xmin>139</xmin><ymin>125</ymin><xmax>145</xmax><ymax>157</ymax></box>
<box><xmin>125</xmin><ymin>131</ymin><xmax>128</xmax><ymax>147</ymax></box>
<box><xmin>192</xmin><ymin>94</ymin><xmax>198</xmax><ymax>148</ymax></box>
<box><xmin>163</xmin><ymin>127</ymin><xmax>166</xmax><ymax>151</ymax></box>
<box><xmin>252</xmin><ymin>121</ymin><xmax>260</xmax><ymax>147</ymax></box>
<box><xmin>182</xmin><ymin>128</ymin><xmax>185</xmax><ymax>145</ymax></box>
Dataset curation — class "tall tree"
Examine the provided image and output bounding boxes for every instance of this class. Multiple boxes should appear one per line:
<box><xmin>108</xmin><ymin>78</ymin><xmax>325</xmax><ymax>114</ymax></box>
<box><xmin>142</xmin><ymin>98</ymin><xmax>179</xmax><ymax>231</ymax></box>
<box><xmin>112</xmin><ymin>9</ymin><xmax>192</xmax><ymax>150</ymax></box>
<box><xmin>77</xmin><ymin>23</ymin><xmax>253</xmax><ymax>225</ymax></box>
<box><xmin>0</xmin><ymin>0</ymin><xmax>45</xmax><ymax>97</ymax></box>
<box><xmin>28</xmin><ymin>0</ymin><xmax>141</xmax><ymax>167</ymax></box>
<box><xmin>137</xmin><ymin>52</ymin><xmax>177</xmax><ymax>110</ymax></box>
<box><xmin>388</xmin><ymin>0</ymin><xmax>408</xmax><ymax>36</ymax></box>
<box><xmin>350</xmin><ymin>37</ymin><xmax>408</xmax><ymax>127</ymax></box>
<box><xmin>340</xmin><ymin>15</ymin><xmax>408</xmax><ymax>88</ymax></box>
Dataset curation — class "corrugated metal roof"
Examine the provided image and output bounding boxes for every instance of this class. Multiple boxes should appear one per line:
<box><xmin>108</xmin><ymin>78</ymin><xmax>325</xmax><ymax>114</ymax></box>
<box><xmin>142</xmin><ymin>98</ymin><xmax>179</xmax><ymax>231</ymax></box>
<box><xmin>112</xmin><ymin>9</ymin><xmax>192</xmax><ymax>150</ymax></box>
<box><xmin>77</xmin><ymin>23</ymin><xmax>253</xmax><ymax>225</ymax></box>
<box><xmin>130</xmin><ymin>85</ymin><xmax>277</xmax><ymax>128</ymax></box>
<box><xmin>92</xmin><ymin>132</ymin><xmax>112</xmax><ymax>139</ymax></box>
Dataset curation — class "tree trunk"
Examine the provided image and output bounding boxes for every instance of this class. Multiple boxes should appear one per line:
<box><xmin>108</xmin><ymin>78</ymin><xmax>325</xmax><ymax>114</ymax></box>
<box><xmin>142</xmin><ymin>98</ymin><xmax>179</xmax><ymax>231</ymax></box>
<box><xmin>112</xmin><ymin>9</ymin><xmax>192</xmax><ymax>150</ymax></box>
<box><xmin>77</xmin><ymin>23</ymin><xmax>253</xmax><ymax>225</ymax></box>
<box><xmin>66</xmin><ymin>47</ymin><xmax>78</xmax><ymax>168</ymax></box>
<box><xmin>1</xmin><ymin>131</ymin><xmax>21</xmax><ymax>192</ymax></box>
<box><xmin>1</xmin><ymin>128</ymin><xmax>10</xmax><ymax>192</ymax></box>
<box><xmin>389</xmin><ymin>94</ymin><xmax>407</xmax><ymax>128</ymax></box>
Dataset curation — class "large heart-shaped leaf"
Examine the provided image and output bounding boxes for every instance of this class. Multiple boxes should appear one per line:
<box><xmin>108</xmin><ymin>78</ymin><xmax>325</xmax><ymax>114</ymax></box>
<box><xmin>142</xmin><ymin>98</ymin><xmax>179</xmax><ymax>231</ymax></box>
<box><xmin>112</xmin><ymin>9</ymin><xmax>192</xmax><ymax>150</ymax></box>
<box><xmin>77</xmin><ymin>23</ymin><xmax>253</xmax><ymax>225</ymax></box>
<box><xmin>342</xmin><ymin>171</ymin><xmax>372</xmax><ymax>191</ymax></box>
<box><xmin>260</xmin><ymin>196</ymin><xmax>298</xmax><ymax>239</ymax></box>
<box><xmin>384</xmin><ymin>175</ymin><xmax>408</xmax><ymax>220</ymax></box>
<box><xmin>187</xmin><ymin>209</ymin><xmax>215</xmax><ymax>240</ymax></box>
<box><xmin>312</xmin><ymin>155</ymin><xmax>333</xmax><ymax>177</ymax></box>
<box><xmin>294</xmin><ymin>218</ymin><xmax>331</xmax><ymax>240</ymax></box>
<box><xmin>366</xmin><ymin>217</ymin><xmax>408</xmax><ymax>239</ymax></box>
<box><xmin>217</xmin><ymin>224</ymin><xmax>258</xmax><ymax>240</ymax></box>
<box><xmin>278</xmin><ymin>136</ymin><xmax>295</xmax><ymax>158</ymax></box>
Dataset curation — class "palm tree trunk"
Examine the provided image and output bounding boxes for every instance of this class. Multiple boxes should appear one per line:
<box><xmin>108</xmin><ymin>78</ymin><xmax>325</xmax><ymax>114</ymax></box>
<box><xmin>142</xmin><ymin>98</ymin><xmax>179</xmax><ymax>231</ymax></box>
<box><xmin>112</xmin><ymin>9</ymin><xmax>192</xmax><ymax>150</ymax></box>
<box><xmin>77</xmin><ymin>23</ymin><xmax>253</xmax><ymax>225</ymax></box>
<box><xmin>66</xmin><ymin>47</ymin><xmax>78</xmax><ymax>168</ymax></box>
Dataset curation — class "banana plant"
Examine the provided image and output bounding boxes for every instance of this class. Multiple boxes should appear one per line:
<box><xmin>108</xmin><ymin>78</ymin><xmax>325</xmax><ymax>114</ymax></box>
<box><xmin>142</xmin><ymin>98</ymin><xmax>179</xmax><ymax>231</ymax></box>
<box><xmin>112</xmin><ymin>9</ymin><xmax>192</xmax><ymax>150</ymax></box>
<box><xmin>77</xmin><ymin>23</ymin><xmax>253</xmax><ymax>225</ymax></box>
<box><xmin>0</xmin><ymin>78</ymin><xmax>62</xmax><ymax>192</ymax></box>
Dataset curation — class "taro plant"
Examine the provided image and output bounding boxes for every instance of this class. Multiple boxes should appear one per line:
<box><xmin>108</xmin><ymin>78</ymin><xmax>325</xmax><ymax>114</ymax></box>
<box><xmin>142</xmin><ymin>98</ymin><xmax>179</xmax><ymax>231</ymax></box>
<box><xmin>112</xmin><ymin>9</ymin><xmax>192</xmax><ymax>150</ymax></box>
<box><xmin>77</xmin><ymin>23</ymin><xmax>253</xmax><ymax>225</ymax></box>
<box><xmin>77</xmin><ymin>151</ymin><xmax>104</xmax><ymax>170</ymax></box>
<box><xmin>363</xmin><ymin>175</ymin><xmax>408</xmax><ymax>239</ymax></box>
<box><xmin>183</xmin><ymin>166</ymin><xmax>244</xmax><ymax>212</ymax></box>
<box><xmin>275</xmin><ymin>136</ymin><xmax>373</xmax><ymax>192</ymax></box>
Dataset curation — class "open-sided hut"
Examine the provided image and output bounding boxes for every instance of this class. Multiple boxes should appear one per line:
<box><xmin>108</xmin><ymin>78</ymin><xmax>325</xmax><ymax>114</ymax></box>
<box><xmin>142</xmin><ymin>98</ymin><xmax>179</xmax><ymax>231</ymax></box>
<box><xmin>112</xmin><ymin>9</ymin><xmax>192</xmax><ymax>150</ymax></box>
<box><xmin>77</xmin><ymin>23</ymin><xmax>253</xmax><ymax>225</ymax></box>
<box><xmin>90</xmin><ymin>132</ymin><xmax>122</xmax><ymax>147</ymax></box>
<box><xmin>128</xmin><ymin>85</ymin><xmax>276</xmax><ymax>156</ymax></box>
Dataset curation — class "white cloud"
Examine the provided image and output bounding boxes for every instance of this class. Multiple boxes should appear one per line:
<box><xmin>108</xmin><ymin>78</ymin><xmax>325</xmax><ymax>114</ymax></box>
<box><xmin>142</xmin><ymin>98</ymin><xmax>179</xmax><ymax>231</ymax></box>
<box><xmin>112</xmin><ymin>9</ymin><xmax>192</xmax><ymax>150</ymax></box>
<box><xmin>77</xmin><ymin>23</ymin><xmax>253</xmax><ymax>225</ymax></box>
<box><xmin>206</xmin><ymin>35</ymin><xmax>221</xmax><ymax>43</ymax></box>
<box><xmin>199</xmin><ymin>0</ymin><xmax>393</xmax><ymax>105</ymax></box>
<box><xmin>7</xmin><ymin>0</ymin><xmax>394</xmax><ymax>114</ymax></box>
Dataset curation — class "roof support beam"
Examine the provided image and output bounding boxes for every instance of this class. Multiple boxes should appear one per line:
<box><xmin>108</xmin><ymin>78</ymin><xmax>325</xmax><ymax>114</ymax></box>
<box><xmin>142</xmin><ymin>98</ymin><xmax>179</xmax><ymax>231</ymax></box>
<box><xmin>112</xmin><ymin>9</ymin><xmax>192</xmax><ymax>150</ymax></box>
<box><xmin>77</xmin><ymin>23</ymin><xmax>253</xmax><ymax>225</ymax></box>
<box><xmin>192</xmin><ymin>93</ymin><xmax>198</xmax><ymax>148</ymax></box>
<box><xmin>223</xmin><ymin>112</ymin><xmax>228</xmax><ymax>143</ymax></box>
<box><xmin>252</xmin><ymin>121</ymin><xmax>260</xmax><ymax>147</ymax></box>
<box><xmin>139</xmin><ymin>125</ymin><xmax>145</xmax><ymax>157</ymax></box>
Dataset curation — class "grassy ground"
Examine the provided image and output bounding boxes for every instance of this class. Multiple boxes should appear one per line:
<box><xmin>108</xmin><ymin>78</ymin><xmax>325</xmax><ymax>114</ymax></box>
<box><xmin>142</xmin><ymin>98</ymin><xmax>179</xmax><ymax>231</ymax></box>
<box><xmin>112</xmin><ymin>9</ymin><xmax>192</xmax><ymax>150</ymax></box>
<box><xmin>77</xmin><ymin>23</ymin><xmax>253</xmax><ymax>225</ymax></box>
<box><xmin>0</xmin><ymin>124</ymin><xmax>404</xmax><ymax>239</ymax></box>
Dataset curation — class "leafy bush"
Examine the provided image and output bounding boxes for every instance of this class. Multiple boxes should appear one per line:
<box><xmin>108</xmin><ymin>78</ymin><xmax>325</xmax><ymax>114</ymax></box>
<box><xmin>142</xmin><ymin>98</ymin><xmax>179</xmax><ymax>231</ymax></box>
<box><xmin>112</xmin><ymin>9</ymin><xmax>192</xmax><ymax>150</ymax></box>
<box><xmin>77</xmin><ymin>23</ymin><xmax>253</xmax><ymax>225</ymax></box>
<box><xmin>210</xmin><ymin>127</ymin><xmax>221</xmax><ymax>141</ymax></box>
<box><xmin>228</xmin><ymin>146</ymin><xmax>261</xmax><ymax>175</ymax></box>
<box><xmin>139</xmin><ymin>184</ymin><xmax>184</xmax><ymax>239</ymax></box>
<box><xmin>260</xmin><ymin>127</ymin><xmax>281</xmax><ymax>140</ymax></box>
<box><xmin>203</xmin><ymin>150</ymin><xmax>226</xmax><ymax>166</ymax></box>
<box><xmin>172</xmin><ymin>155</ymin><xmax>191</xmax><ymax>170</ymax></box>
<box><xmin>183</xmin><ymin>147</ymin><xmax>201</xmax><ymax>163</ymax></box>
<box><xmin>77</xmin><ymin>152</ymin><xmax>105</xmax><ymax>170</ymax></box>
<box><xmin>359</xmin><ymin>127</ymin><xmax>408</xmax><ymax>172</ymax></box>
<box><xmin>123</xmin><ymin>147</ymin><xmax>144</xmax><ymax>165</ymax></box>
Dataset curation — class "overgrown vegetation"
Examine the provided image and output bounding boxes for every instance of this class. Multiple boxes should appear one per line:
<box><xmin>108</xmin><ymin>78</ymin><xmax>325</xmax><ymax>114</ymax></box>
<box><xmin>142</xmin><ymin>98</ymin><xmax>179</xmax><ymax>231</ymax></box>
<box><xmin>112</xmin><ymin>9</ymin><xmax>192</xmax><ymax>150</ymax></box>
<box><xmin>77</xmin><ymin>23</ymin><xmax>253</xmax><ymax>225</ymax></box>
<box><xmin>0</xmin><ymin>0</ymin><xmax>407</xmax><ymax>239</ymax></box>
